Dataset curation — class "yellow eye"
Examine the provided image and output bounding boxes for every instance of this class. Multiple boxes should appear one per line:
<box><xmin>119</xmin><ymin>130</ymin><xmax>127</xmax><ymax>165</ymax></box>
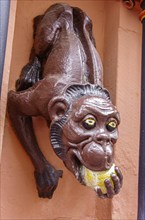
<box><xmin>106</xmin><ymin>120</ymin><xmax>117</xmax><ymax>132</ymax></box>
<box><xmin>82</xmin><ymin>118</ymin><xmax>96</xmax><ymax>130</ymax></box>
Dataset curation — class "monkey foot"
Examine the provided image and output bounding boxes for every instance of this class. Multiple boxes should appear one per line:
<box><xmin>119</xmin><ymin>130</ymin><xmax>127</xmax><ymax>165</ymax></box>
<box><xmin>15</xmin><ymin>57</ymin><xmax>41</xmax><ymax>91</ymax></box>
<box><xmin>34</xmin><ymin>165</ymin><xmax>63</xmax><ymax>199</ymax></box>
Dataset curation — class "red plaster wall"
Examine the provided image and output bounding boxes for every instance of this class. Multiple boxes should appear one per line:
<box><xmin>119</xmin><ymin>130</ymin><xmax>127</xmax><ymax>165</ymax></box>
<box><xmin>1</xmin><ymin>1</ymin><xmax>141</xmax><ymax>220</ymax></box>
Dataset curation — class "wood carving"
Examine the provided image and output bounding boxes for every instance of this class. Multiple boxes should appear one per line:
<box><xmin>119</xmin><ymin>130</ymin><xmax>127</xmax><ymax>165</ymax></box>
<box><xmin>7</xmin><ymin>3</ymin><xmax>123</xmax><ymax>199</ymax></box>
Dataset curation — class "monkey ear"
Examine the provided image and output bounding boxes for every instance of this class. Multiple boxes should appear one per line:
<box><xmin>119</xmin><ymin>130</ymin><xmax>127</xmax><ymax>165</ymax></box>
<box><xmin>48</xmin><ymin>97</ymin><xmax>68</xmax><ymax>121</ymax></box>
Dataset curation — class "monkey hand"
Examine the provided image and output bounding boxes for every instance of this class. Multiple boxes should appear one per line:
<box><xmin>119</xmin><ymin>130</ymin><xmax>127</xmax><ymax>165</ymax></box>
<box><xmin>95</xmin><ymin>166</ymin><xmax>123</xmax><ymax>199</ymax></box>
<box><xmin>34</xmin><ymin>164</ymin><xmax>63</xmax><ymax>199</ymax></box>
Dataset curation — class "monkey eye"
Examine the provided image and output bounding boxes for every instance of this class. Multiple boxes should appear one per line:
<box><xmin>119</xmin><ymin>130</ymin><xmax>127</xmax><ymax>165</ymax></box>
<box><xmin>106</xmin><ymin>120</ymin><xmax>117</xmax><ymax>132</ymax></box>
<box><xmin>82</xmin><ymin>117</ymin><xmax>96</xmax><ymax>130</ymax></box>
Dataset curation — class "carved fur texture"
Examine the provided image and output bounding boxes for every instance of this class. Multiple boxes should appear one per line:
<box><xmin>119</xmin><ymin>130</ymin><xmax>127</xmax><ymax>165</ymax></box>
<box><xmin>7</xmin><ymin>3</ymin><xmax>123</xmax><ymax>199</ymax></box>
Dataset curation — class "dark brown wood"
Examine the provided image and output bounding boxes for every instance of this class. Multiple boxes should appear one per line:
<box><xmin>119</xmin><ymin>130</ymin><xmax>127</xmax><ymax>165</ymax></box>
<box><xmin>7</xmin><ymin>3</ymin><xmax>122</xmax><ymax>199</ymax></box>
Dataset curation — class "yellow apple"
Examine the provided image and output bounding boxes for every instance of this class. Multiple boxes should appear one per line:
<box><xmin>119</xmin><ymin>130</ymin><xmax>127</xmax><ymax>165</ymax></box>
<box><xmin>81</xmin><ymin>163</ymin><xmax>116</xmax><ymax>194</ymax></box>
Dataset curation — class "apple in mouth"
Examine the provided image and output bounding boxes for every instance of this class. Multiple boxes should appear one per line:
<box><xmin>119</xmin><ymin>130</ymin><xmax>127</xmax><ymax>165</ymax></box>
<box><xmin>65</xmin><ymin>148</ymin><xmax>114</xmax><ymax>183</ymax></box>
<box><xmin>64</xmin><ymin>148</ymin><xmax>123</xmax><ymax>198</ymax></box>
<box><xmin>80</xmin><ymin>163</ymin><xmax>116</xmax><ymax>194</ymax></box>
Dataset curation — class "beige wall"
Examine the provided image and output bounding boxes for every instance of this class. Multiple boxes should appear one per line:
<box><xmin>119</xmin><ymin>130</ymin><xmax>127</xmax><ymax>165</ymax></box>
<box><xmin>1</xmin><ymin>1</ymin><xmax>142</xmax><ymax>219</ymax></box>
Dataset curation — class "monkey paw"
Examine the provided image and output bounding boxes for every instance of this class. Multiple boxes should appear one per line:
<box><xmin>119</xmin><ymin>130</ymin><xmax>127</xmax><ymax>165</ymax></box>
<box><xmin>95</xmin><ymin>166</ymin><xmax>123</xmax><ymax>199</ymax></box>
<box><xmin>34</xmin><ymin>165</ymin><xmax>63</xmax><ymax>199</ymax></box>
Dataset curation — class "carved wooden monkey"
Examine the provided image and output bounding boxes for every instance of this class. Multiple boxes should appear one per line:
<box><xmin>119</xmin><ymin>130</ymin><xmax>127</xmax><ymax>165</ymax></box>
<box><xmin>8</xmin><ymin>3</ymin><xmax>123</xmax><ymax>199</ymax></box>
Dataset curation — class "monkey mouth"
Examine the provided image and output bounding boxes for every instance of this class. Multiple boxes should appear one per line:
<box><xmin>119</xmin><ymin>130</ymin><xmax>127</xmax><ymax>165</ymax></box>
<box><xmin>65</xmin><ymin>148</ymin><xmax>112</xmax><ymax>184</ymax></box>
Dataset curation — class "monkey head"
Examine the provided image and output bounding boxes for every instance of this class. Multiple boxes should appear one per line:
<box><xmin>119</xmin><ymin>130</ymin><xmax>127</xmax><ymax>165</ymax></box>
<box><xmin>48</xmin><ymin>84</ymin><xmax>120</xmax><ymax>183</ymax></box>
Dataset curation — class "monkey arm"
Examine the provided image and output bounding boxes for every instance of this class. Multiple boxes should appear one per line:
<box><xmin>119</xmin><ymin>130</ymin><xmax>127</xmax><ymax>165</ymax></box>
<box><xmin>7</xmin><ymin>88</ymin><xmax>62</xmax><ymax>198</ymax></box>
<box><xmin>73</xmin><ymin>7</ymin><xmax>103</xmax><ymax>86</ymax></box>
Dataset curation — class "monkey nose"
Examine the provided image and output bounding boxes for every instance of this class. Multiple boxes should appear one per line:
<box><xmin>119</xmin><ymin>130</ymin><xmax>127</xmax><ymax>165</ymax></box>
<box><xmin>95</xmin><ymin>133</ymin><xmax>111</xmax><ymax>145</ymax></box>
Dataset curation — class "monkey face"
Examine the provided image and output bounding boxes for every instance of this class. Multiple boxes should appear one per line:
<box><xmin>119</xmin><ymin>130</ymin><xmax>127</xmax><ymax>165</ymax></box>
<box><xmin>61</xmin><ymin>96</ymin><xmax>120</xmax><ymax>181</ymax></box>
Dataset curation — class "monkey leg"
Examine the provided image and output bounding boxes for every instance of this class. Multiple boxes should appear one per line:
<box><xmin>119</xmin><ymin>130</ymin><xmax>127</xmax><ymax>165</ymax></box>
<box><xmin>15</xmin><ymin>15</ymin><xmax>44</xmax><ymax>92</ymax></box>
<box><xmin>7</xmin><ymin>89</ymin><xmax>62</xmax><ymax>198</ymax></box>
<box><xmin>16</xmin><ymin>4</ymin><xmax>73</xmax><ymax>92</ymax></box>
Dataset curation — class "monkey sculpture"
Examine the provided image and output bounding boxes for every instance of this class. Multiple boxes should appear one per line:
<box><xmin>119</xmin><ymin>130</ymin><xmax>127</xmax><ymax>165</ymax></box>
<box><xmin>7</xmin><ymin>3</ymin><xmax>123</xmax><ymax>199</ymax></box>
